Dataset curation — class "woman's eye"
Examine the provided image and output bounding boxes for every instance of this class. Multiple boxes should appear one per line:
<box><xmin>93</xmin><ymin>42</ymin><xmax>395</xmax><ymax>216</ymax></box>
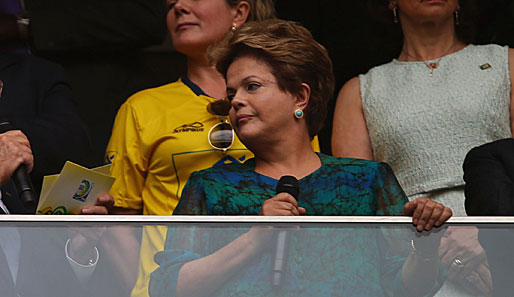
<box><xmin>246</xmin><ymin>82</ymin><xmax>261</xmax><ymax>92</ymax></box>
<box><xmin>167</xmin><ymin>1</ymin><xmax>177</xmax><ymax>11</ymax></box>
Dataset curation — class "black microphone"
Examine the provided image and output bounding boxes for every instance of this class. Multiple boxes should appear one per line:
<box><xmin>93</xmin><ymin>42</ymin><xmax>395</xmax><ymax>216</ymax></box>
<box><xmin>271</xmin><ymin>175</ymin><xmax>299</xmax><ymax>289</ymax></box>
<box><xmin>0</xmin><ymin>119</ymin><xmax>36</xmax><ymax>209</ymax></box>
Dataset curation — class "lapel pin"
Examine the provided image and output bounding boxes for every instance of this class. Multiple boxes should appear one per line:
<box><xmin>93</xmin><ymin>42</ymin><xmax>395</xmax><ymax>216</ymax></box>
<box><xmin>480</xmin><ymin>63</ymin><xmax>492</xmax><ymax>70</ymax></box>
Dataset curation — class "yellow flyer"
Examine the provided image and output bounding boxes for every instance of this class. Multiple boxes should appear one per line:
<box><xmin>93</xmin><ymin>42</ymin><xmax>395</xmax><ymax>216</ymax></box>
<box><xmin>36</xmin><ymin>162</ymin><xmax>115</xmax><ymax>215</ymax></box>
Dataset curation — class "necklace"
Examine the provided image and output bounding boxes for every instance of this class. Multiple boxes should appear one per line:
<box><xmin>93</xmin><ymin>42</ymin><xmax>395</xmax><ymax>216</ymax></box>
<box><xmin>403</xmin><ymin>42</ymin><xmax>457</xmax><ymax>77</ymax></box>
<box><xmin>422</xmin><ymin>59</ymin><xmax>442</xmax><ymax>77</ymax></box>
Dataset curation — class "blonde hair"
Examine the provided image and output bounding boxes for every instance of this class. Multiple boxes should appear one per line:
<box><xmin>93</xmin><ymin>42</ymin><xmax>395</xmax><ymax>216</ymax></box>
<box><xmin>226</xmin><ymin>0</ymin><xmax>276</xmax><ymax>22</ymax></box>
<box><xmin>211</xmin><ymin>19</ymin><xmax>335</xmax><ymax>138</ymax></box>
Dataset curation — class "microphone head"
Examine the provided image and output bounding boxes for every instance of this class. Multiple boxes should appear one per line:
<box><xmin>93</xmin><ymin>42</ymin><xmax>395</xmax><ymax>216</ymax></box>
<box><xmin>275</xmin><ymin>175</ymin><xmax>299</xmax><ymax>199</ymax></box>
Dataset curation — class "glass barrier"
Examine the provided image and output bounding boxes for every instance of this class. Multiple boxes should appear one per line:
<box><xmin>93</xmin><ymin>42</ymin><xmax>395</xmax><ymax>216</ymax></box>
<box><xmin>0</xmin><ymin>216</ymin><xmax>512</xmax><ymax>297</ymax></box>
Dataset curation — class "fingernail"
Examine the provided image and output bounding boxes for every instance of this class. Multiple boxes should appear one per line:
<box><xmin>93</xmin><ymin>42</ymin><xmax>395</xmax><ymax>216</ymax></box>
<box><xmin>413</xmin><ymin>218</ymin><xmax>418</xmax><ymax>225</ymax></box>
<box><xmin>81</xmin><ymin>208</ymin><xmax>91</xmax><ymax>214</ymax></box>
<box><xmin>425</xmin><ymin>224</ymin><xmax>432</xmax><ymax>230</ymax></box>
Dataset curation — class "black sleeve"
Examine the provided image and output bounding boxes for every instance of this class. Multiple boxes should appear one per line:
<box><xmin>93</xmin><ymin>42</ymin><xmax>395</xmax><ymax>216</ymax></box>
<box><xmin>0</xmin><ymin>55</ymin><xmax>91</xmax><ymax>196</ymax></box>
<box><xmin>27</xmin><ymin>0</ymin><xmax>167</xmax><ymax>53</ymax></box>
<box><xmin>463</xmin><ymin>138</ymin><xmax>514</xmax><ymax>215</ymax></box>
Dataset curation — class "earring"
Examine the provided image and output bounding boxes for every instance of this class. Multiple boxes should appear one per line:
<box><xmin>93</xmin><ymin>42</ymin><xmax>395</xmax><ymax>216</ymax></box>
<box><xmin>393</xmin><ymin>7</ymin><xmax>398</xmax><ymax>24</ymax></box>
<box><xmin>454</xmin><ymin>7</ymin><xmax>460</xmax><ymax>25</ymax></box>
<box><xmin>294</xmin><ymin>109</ymin><xmax>304</xmax><ymax>119</ymax></box>
<box><xmin>230</xmin><ymin>24</ymin><xmax>237</xmax><ymax>33</ymax></box>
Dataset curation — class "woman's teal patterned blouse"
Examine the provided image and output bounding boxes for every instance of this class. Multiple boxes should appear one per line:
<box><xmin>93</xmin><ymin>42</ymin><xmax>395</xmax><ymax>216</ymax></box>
<box><xmin>173</xmin><ymin>154</ymin><xmax>407</xmax><ymax>216</ymax></box>
<box><xmin>149</xmin><ymin>154</ymin><xmax>432</xmax><ymax>297</ymax></box>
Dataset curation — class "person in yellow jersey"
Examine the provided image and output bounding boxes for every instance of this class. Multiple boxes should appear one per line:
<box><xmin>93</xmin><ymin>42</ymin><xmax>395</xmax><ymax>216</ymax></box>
<box><xmin>105</xmin><ymin>1</ymin><xmax>283</xmax><ymax>296</ymax></box>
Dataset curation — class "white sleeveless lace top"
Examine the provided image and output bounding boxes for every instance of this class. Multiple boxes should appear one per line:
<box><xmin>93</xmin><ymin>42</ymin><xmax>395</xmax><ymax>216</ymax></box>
<box><xmin>359</xmin><ymin>44</ymin><xmax>512</xmax><ymax>197</ymax></box>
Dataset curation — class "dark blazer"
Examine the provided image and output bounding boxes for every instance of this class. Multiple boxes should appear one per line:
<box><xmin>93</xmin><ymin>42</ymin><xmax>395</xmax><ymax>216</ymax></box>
<box><xmin>0</xmin><ymin>228</ymin><xmax>82</xmax><ymax>297</ymax></box>
<box><xmin>464</xmin><ymin>138</ymin><xmax>514</xmax><ymax>215</ymax></box>
<box><xmin>0</xmin><ymin>225</ymin><xmax>130</xmax><ymax>297</ymax></box>
<box><xmin>0</xmin><ymin>54</ymin><xmax>91</xmax><ymax>209</ymax></box>
<box><xmin>25</xmin><ymin>0</ymin><xmax>166</xmax><ymax>54</ymax></box>
<box><xmin>23</xmin><ymin>0</ymin><xmax>178</xmax><ymax>167</ymax></box>
<box><xmin>463</xmin><ymin>138</ymin><xmax>514</xmax><ymax>297</ymax></box>
<box><xmin>1</xmin><ymin>182</ymin><xmax>33</xmax><ymax>214</ymax></box>
<box><xmin>1</xmin><ymin>185</ymin><xmax>129</xmax><ymax>297</ymax></box>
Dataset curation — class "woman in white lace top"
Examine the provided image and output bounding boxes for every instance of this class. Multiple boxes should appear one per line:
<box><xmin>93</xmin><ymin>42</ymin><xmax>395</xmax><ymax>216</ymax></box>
<box><xmin>331</xmin><ymin>0</ymin><xmax>514</xmax><ymax>296</ymax></box>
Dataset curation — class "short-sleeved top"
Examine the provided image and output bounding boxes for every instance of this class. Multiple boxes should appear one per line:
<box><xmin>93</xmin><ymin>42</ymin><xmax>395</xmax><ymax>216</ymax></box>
<box><xmin>106</xmin><ymin>76</ymin><xmax>319</xmax><ymax>214</ymax></box>
<box><xmin>359</xmin><ymin>44</ymin><xmax>512</xmax><ymax>202</ymax></box>
<box><xmin>106</xmin><ymin>77</ymin><xmax>253</xmax><ymax>215</ymax></box>
<box><xmin>149</xmin><ymin>154</ymin><xmax>419</xmax><ymax>297</ymax></box>
<box><xmin>106</xmin><ymin>77</ymin><xmax>320</xmax><ymax>297</ymax></box>
<box><xmin>106</xmin><ymin>77</ymin><xmax>254</xmax><ymax>297</ymax></box>
<box><xmin>175</xmin><ymin>153</ymin><xmax>407</xmax><ymax>216</ymax></box>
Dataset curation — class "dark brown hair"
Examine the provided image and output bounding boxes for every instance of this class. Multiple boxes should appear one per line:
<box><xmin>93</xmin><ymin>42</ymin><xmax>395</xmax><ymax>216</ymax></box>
<box><xmin>211</xmin><ymin>19</ymin><xmax>335</xmax><ymax>138</ymax></box>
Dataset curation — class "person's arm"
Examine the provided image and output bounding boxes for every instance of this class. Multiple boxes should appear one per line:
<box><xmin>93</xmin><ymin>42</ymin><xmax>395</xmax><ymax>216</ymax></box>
<box><xmin>65</xmin><ymin>237</ymin><xmax>99</xmax><ymax>285</ymax></box>
<box><xmin>374</xmin><ymin>162</ymin><xmax>451</xmax><ymax>296</ymax></box>
<box><xmin>174</xmin><ymin>190</ymin><xmax>308</xmax><ymax>296</ymax></box>
<box><xmin>106</xmin><ymin>100</ymin><xmax>146</xmax><ymax>214</ymax></box>
<box><xmin>400</xmin><ymin>198</ymin><xmax>451</xmax><ymax>294</ymax></box>
<box><xmin>4</xmin><ymin>56</ymin><xmax>90</xmax><ymax>182</ymax></box>
<box><xmin>150</xmin><ymin>173</ymin><xmax>274</xmax><ymax>297</ymax></box>
<box><xmin>173</xmin><ymin>228</ymin><xmax>271</xmax><ymax>297</ymax></box>
<box><xmin>101</xmin><ymin>103</ymin><xmax>147</xmax><ymax>292</ymax></box>
<box><xmin>332</xmin><ymin>77</ymin><xmax>374</xmax><ymax>160</ymax></box>
<box><xmin>464</xmin><ymin>138</ymin><xmax>514</xmax><ymax>215</ymax></box>
<box><xmin>65</xmin><ymin>194</ymin><xmax>116</xmax><ymax>284</ymax></box>
<box><xmin>27</xmin><ymin>0</ymin><xmax>167</xmax><ymax>54</ymax></box>
<box><xmin>373</xmin><ymin>162</ymin><xmax>452</xmax><ymax>231</ymax></box>
<box><xmin>81</xmin><ymin>193</ymin><xmax>141</xmax><ymax>291</ymax></box>
<box><xmin>397</xmin><ymin>232</ymin><xmax>446</xmax><ymax>297</ymax></box>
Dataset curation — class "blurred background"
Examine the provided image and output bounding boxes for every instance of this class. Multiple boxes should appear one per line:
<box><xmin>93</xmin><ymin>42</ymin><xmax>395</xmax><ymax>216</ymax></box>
<box><xmin>275</xmin><ymin>0</ymin><xmax>514</xmax><ymax>154</ymax></box>
<box><xmin>29</xmin><ymin>0</ymin><xmax>514</xmax><ymax>161</ymax></box>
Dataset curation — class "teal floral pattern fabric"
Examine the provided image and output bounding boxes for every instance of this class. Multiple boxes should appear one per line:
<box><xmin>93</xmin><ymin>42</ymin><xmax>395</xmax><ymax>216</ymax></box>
<box><xmin>149</xmin><ymin>154</ymin><xmax>423</xmax><ymax>297</ymax></box>
<box><xmin>174</xmin><ymin>154</ymin><xmax>407</xmax><ymax>216</ymax></box>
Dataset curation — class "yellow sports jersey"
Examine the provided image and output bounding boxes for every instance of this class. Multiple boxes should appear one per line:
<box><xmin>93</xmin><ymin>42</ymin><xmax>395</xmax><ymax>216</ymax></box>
<box><xmin>106</xmin><ymin>77</ymin><xmax>320</xmax><ymax>297</ymax></box>
<box><xmin>106</xmin><ymin>78</ymin><xmax>253</xmax><ymax>297</ymax></box>
<box><xmin>106</xmin><ymin>78</ymin><xmax>254</xmax><ymax>215</ymax></box>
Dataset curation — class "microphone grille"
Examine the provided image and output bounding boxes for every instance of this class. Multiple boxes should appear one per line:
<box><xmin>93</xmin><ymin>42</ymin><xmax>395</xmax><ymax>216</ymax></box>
<box><xmin>275</xmin><ymin>175</ymin><xmax>299</xmax><ymax>199</ymax></box>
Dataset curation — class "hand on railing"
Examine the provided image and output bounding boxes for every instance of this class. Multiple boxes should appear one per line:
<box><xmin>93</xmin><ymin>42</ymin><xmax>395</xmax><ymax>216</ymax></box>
<box><xmin>401</xmin><ymin>222</ymin><xmax>447</xmax><ymax>296</ymax></box>
<box><xmin>403</xmin><ymin>197</ymin><xmax>453</xmax><ymax>232</ymax></box>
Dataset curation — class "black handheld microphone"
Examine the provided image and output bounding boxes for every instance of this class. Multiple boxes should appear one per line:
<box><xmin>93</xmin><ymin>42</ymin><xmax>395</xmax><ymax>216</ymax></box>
<box><xmin>0</xmin><ymin>119</ymin><xmax>36</xmax><ymax>209</ymax></box>
<box><xmin>271</xmin><ymin>175</ymin><xmax>299</xmax><ymax>289</ymax></box>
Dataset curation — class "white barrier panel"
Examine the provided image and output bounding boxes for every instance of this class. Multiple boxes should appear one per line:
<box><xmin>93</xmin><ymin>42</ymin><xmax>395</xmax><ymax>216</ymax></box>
<box><xmin>0</xmin><ymin>216</ymin><xmax>511</xmax><ymax>297</ymax></box>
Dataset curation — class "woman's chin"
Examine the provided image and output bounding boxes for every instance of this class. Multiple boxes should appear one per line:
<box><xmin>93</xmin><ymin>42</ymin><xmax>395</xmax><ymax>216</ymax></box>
<box><xmin>236</xmin><ymin>129</ymin><xmax>261</xmax><ymax>147</ymax></box>
<box><xmin>235</xmin><ymin>132</ymin><xmax>252</xmax><ymax>144</ymax></box>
